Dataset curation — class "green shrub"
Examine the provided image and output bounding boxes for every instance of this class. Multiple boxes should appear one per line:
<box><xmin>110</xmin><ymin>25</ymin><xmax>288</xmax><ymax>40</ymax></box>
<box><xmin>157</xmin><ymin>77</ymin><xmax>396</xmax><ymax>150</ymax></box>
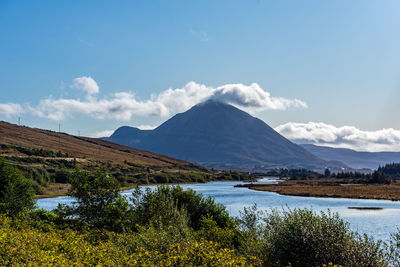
<box><xmin>385</xmin><ymin>228</ymin><xmax>400</xmax><ymax>267</ymax></box>
<box><xmin>153</xmin><ymin>172</ymin><xmax>169</xmax><ymax>183</ymax></box>
<box><xmin>131</xmin><ymin>185</ymin><xmax>234</xmax><ymax>230</ymax></box>
<box><xmin>31</xmin><ymin>180</ymin><xmax>44</xmax><ymax>195</ymax></box>
<box><xmin>0</xmin><ymin>158</ymin><xmax>36</xmax><ymax>216</ymax></box>
<box><xmin>0</xmin><ymin>214</ymin><xmax>252</xmax><ymax>266</ymax></box>
<box><xmin>55</xmin><ymin>168</ymin><xmax>131</xmax><ymax>232</ymax></box>
<box><xmin>52</xmin><ymin>168</ymin><xmax>71</xmax><ymax>183</ymax></box>
<box><xmin>259</xmin><ymin>208</ymin><xmax>386</xmax><ymax>267</ymax></box>
<box><xmin>197</xmin><ymin>215</ymin><xmax>241</xmax><ymax>250</ymax></box>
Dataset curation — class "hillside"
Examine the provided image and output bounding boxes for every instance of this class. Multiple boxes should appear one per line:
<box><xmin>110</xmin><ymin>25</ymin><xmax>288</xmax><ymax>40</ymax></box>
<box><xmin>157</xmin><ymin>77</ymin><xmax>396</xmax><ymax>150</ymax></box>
<box><xmin>0</xmin><ymin>121</ymin><xmax>201</xmax><ymax>169</ymax></box>
<box><xmin>301</xmin><ymin>144</ymin><xmax>400</xmax><ymax>170</ymax></box>
<box><xmin>107</xmin><ymin>100</ymin><xmax>346</xmax><ymax>170</ymax></box>
<box><xmin>0</xmin><ymin>121</ymin><xmax>229</xmax><ymax>196</ymax></box>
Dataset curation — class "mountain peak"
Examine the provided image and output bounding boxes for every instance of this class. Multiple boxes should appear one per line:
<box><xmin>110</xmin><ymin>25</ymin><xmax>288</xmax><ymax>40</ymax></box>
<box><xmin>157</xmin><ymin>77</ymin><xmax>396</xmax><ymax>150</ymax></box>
<box><xmin>107</xmin><ymin>102</ymin><xmax>334</xmax><ymax>170</ymax></box>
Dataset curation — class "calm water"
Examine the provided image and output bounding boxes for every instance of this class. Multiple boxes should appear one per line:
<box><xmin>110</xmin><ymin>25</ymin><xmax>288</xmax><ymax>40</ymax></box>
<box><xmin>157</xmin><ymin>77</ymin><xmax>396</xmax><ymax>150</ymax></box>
<box><xmin>37</xmin><ymin>178</ymin><xmax>400</xmax><ymax>242</ymax></box>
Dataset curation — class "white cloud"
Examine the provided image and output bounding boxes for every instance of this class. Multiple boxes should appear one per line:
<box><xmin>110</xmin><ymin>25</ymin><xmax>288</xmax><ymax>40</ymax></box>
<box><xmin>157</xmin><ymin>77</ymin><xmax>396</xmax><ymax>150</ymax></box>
<box><xmin>137</xmin><ymin>124</ymin><xmax>157</xmax><ymax>130</ymax></box>
<box><xmin>30</xmin><ymin>92</ymin><xmax>168</xmax><ymax>121</ymax></box>
<box><xmin>91</xmin><ymin>129</ymin><xmax>115</xmax><ymax>138</ymax></box>
<box><xmin>71</xmin><ymin>76</ymin><xmax>99</xmax><ymax>98</ymax></box>
<box><xmin>0</xmin><ymin>103</ymin><xmax>23</xmax><ymax>117</ymax></box>
<box><xmin>211</xmin><ymin>83</ymin><xmax>307</xmax><ymax>110</ymax></box>
<box><xmin>30</xmin><ymin>79</ymin><xmax>307</xmax><ymax>121</ymax></box>
<box><xmin>275</xmin><ymin>122</ymin><xmax>400</xmax><ymax>152</ymax></box>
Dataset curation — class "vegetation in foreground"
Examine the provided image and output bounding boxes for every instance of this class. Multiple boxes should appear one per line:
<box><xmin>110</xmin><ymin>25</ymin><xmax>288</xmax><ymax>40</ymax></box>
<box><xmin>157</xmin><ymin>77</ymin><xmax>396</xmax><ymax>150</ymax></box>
<box><xmin>0</xmin><ymin>158</ymin><xmax>400</xmax><ymax>266</ymax></box>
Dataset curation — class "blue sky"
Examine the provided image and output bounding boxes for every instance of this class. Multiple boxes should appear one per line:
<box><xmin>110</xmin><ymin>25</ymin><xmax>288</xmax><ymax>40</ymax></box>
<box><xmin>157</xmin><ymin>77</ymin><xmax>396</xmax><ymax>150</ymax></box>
<box><xmin>1</xmin><ymin>0</ymin><xmax>400</xmax><ymax>151</ymax></box>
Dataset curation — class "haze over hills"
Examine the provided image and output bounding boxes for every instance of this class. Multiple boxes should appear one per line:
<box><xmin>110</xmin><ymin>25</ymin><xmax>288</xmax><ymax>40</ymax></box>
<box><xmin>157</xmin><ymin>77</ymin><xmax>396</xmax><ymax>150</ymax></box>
<box><xmin>107</xmin><ymin>100</ymin><xmax>347</xmax><ymax>170</ymax></box>
<box><xmin>301</xmin><ymin>144</ymin><xmax>400</xmax><ymax>170</ymax></box>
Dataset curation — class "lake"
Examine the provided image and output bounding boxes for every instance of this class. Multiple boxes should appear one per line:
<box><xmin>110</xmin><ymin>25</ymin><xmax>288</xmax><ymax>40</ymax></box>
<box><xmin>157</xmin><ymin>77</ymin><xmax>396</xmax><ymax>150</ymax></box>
<box><xmin>37</xmin><ymin>178</ymin><xmax>400</xmax><ymax>242</ymax></box>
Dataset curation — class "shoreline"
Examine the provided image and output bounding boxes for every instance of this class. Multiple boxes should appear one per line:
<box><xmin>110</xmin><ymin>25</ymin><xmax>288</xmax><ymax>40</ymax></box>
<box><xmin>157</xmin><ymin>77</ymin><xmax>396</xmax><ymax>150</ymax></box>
<box><xmin>237</xmin><ymin>180</ymin><xmax>400</xmax><ymax>201</ymax></box>
<box><xmin>35</xmin><ymin>179</ymin><xmax>243</xmax><ymax>199</ymax></box>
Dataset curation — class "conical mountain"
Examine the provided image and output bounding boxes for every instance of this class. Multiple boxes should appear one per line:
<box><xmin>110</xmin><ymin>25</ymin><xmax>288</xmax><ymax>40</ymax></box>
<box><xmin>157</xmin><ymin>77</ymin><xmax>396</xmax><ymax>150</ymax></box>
<box><xmin>106</xmin><ymin>100</ymin><xmax>333</xmax><ymax>170</ymax></box>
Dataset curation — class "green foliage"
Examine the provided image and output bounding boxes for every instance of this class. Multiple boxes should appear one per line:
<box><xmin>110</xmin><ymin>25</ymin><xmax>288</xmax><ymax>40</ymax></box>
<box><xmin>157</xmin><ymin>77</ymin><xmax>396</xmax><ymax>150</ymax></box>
<box><xmin>118</xmin><ymin>207</ymin><xmax>193</xmax><ymax>255</ymax></box>
<box><xmin>52</xmin><ymin>168</ymin><xmax>71</xmax><ymax>183</ymax></box>
<box><xmin>369</xmin><ymin>170</ymin><xmax>389</xmax><ymax>184</ymax></box>
<box><xmin>56</xmin><ymin>168</ymin><xmax>130</xmax><ymax>232</ymax></box>
<box><xmin>378</xmin><ymin>163</ymin><xmax>400</xmax><ymax>179</ymax></box>
<box><xmin>257</xmin><ymin>208</ymin><xmax>386</xmax><ymax>267</ymax></box>
<box><xmin>0</xmin><ymin>158</ymin><xmax>35</xmax><ymax>216</ymax></box>
<box><xmin>14</xmin><ymin>146</ymin><xmax>57</xmax><ymax>157</ymax></box>
<box><xmin>236</xmin><ymin>204</ymin><xmax>265</xmax><ymax>260</ymax></box>
<box><xmin>197</xmin><ymin>215</ymin><xmax>241</xmax><ymax>250</ymax></box>
<box><xmin>0</xmin><ymin>214</ymin><xmax>251</xmax><ymax>266</ymax></box>
<box><xmin>153</xmin><ymin>172</ymin><xmax>169</xmax><ymax>183</ymax></box>
<box><xmin>0</xmin><ymin>162</ymin><xmax>393</xmax><ymax>266</ymax></box>
<box><xmin>386</xmin><ymin>228</ymin><xmax>400</xmax><ymax>267</ymax></box>
<box><xmin>335</xmin><ymin>170</ymin><xmax>390</xmax><ymax>184</ymax></box>
<box><xmin>131</xmin><ymin>185</ymin><xmax>234</xmax><ymax>230</ymax></box>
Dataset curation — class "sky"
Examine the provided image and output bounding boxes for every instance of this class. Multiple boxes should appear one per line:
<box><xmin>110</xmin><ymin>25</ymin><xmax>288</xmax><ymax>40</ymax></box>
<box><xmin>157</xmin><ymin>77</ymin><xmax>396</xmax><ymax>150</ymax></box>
<box><xmin>1</xmin><ymin>0</ymin><xmax>400</xmax><ymax>152</ymax></box>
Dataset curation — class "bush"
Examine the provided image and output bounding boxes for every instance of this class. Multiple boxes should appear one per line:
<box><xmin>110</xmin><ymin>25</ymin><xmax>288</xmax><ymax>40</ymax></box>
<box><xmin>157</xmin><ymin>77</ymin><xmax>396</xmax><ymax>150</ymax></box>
<box><xmin>386</xmin><ymin>228</ymin><xmax>400</xmax><ymax>267</ymax></box>
<box><xmin>55</xmin><ymin>168</ymin><xmax>130</xmax><ymax>232</ymax></box>
<box><xmin>258</xmin><ymin>208</ymin><xmax>386</xmax><ymax>267</ymax></box>
<box><xmin>0</xmin><ymin>214</ymin><xmax>252</xmax><ymax>266</ymax></box>
<box><xmin>153</xmin><ymin>172</ymin><xmax>169</xmax><ymax>183</ymax></box>
<box><xmin>52</xmin><ymin>168</ymin><xmax>71</xmax><ymax>183</ymax></box>
<box><xmin>131</xmin><ymin>185</ymin><xmax>234</xmax><ymax>230</ymax></box>
<box><xmin>0</xmin><ymin>158</ymin><xmax>35</xmax><ymax>216</ymax></box>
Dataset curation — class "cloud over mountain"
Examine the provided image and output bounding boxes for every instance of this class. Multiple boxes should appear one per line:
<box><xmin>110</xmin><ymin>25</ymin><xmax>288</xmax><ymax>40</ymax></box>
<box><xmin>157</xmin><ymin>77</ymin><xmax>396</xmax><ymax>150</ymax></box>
<box><xmin>275</xmin><ymin>122</ymin><xmax>400</xmax><ymax>152</ymax></box>
<box><xmin>211</xmin><ymin>83</ymin><xmax>307</xmax><ymax>110</ymax></box>
<box><xmin>22</xmin><ymin>78</ymin><xmax>307</xmax><ymax>121</ymax></box>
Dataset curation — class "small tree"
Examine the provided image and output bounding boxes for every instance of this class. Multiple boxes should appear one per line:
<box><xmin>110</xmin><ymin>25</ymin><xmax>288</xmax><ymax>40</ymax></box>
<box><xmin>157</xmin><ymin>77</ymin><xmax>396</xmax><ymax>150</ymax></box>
<box><xmin>57</xmin><ymin>168</ymin><xmax>130</xmax><ymax>232</ymax></box>
<box><xmin>324</xmin><ymin>168</ymin><xmax>331</xmax><ymax>178</ymax></box>
<box><xmin>369</xmin><ymin>171</ymin><xmax>388</xmax><ymax>184</ymax></box>
<box><xmin>0</xmin><ymin>157</ymin><xmax>35</xmax><ymax>215</ymax></box>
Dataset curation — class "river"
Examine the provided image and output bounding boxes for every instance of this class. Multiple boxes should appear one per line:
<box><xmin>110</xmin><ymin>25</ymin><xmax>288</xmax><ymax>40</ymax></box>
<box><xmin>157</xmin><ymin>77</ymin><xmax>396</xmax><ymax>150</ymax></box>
<box><xmin>37</xmin><ymin>178</ymin><xmax>400</xmax><ymax>242</ymax></box>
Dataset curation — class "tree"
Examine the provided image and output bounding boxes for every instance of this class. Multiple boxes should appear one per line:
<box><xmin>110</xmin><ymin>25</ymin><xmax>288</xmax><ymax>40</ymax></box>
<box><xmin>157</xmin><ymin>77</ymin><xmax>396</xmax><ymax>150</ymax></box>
<box><xmin>56</xmin><ymin>168</ymin><xmax>130</xmax><ymax>232</ymax></box>
<box><xmin>0</xmin><ymin>157</ymin><xmax>35</xmax><ymax>215</ymax></box>
<box><xmin>324</xmin><ymin>168</ymin><xmax>331</xmax><ymax>178</ymax></box>
<box><xmin>369</xmin><ymin>171</ymin><xmax>388</xmax><ymax>184</ymax></box>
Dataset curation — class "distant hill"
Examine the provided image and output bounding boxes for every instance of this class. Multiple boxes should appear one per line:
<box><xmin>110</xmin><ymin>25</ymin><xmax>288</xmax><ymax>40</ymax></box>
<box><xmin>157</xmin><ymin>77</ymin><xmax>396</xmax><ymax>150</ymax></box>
<box><xmin>107</xmin><ymin>100</ymin><xmax>346</xmax><ymax>170</ymax></box>
<box><xmin>301</xmin><ymin>144</ymin><xmax>400</xmax><ymax>170</ymax></box>
<box><xmin>0</xmin><ymin>120</ymin><xmax>202</xmax><ymax>170</ymax></box>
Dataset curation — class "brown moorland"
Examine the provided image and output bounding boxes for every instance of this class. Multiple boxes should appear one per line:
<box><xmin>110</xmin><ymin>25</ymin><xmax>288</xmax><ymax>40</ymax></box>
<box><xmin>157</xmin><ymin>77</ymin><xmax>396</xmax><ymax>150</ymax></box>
<box><xmin>239</xmin><ymin>179</ymin><xmax>400</xmax><ymax>201</ymax></box>
<box><xmin>0</xmin><ymin>121</ymin><xmax>204</xmax><ymax>169</ymax></box>
<box><xmin>0</xmin><ymin>121</ymin><xmax>215</xmax><ymax>197</ymax></box>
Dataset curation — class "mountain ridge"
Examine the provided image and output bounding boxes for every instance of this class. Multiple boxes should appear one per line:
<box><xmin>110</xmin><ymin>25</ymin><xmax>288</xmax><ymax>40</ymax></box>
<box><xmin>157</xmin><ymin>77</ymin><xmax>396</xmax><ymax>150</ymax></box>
<box><xmin>107</xmin><ymin>100</ymin><xmax>347</xmax><ymax>170</ymax></box>
<box><xmin>301</xmin><ymin>144</ymin><xmax>400</xmax><ymax>170</ymax></box>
